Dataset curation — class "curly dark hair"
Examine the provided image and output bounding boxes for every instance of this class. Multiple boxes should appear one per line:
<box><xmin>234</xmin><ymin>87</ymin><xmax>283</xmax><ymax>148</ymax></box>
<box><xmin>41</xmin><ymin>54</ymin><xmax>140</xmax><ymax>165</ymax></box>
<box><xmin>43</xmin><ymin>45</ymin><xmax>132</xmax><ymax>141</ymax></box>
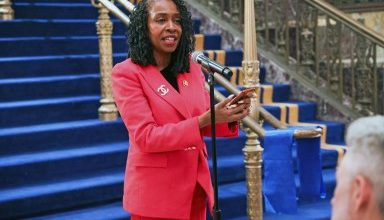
<box><xmin>127</xmin><ymin>0</ymin><xmax>195</xmax><ymax>75</ymax></box>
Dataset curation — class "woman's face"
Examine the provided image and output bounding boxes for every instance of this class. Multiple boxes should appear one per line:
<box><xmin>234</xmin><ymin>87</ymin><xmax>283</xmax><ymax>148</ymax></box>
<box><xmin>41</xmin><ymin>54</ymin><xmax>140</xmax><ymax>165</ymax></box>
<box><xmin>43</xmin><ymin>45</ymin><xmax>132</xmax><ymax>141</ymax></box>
<box><xmin>147</xmin><ymin>0</ymin><xmax>182</xmax><ymax>61</ymax></box>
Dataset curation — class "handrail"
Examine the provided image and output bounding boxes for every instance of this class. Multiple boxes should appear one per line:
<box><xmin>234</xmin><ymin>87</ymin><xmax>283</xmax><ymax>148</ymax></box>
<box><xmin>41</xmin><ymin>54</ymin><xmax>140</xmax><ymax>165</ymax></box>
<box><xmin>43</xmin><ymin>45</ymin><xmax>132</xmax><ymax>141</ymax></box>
<box><xmin>116</xmin><ymin>0</ymin><xmax>135</xmax><ymax>12</ymax></box>
<box><xmin>97</xmin><ymin>0</ymin><xmax>131</xmax><ymax>25</ymax></box>
<box><xmin>306</xmin><ymin>0</ymin><xmax>384</xmax><ymax>47</ymax></box>
<box><xmin>335</xmin><ymin>2</ymin><xmax>384</xmax><ymax>13</ymax></box>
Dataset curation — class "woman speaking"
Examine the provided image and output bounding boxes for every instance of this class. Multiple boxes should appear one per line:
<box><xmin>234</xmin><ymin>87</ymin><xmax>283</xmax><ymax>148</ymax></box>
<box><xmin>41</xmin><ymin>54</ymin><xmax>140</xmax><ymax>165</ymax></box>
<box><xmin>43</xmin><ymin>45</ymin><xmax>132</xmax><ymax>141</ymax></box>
<box><xmin>111</xmin><ymin>0</ymin><xmax>251</xmax><ymax>219</ymax></box>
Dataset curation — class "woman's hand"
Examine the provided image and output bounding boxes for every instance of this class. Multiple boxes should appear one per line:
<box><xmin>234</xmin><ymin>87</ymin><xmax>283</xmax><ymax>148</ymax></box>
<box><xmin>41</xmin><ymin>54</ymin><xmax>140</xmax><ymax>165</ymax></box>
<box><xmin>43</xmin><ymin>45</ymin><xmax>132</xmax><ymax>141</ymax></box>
<box><xmin>198</xmin><ymin>94</ymin><xmax>252</xmax><ymax>128</ymax></box>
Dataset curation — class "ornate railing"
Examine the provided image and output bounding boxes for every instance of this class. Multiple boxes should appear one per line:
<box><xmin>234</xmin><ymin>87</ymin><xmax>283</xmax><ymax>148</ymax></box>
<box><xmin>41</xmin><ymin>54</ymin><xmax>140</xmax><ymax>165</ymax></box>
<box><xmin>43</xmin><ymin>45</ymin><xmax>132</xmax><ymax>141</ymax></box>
<box><xmin>327</xmin><ymin>0</ymin><xmax>384</xmax><ymax>12</ymax></box>
<box><xmin>329</xmin><ymin>0</ymin><xmax>384</xmax><ymax>4</ymax></box>
<box><xmin>0</xmin><ymin>0</ymin><xmax>14</xmax><ymax>20</ymax></box>
<box><xmin>195</xmin><ymin>0</ymin><xmax>384</xmax><ymax>118</ymax></box>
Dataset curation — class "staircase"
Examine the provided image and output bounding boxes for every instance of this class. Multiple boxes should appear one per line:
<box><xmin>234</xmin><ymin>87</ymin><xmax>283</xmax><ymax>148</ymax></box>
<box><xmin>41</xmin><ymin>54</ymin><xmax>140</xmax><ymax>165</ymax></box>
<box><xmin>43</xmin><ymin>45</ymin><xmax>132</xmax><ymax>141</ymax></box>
<box><xmin>0</xmin><ymin>0</ymin><xmax>344</xmax><ymax>219</ymax></box>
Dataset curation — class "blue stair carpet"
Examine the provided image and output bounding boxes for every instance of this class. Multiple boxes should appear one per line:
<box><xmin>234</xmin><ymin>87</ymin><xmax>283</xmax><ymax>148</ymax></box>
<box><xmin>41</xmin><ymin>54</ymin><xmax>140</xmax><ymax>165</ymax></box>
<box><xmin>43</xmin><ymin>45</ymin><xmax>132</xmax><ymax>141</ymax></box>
<box><xmin>0</xmin><ymin>1</ymin><xmax>344</xmax><ymax>219</ymax></box>
<box><xmin>28</xmin><ymin>202</ymin><xmax>131</xmax><ymax>220</ymax></box>
<box><xmin>0</xmin><ymin>74</ymin><xmax>101</xmax><ymax>101</ymax></box>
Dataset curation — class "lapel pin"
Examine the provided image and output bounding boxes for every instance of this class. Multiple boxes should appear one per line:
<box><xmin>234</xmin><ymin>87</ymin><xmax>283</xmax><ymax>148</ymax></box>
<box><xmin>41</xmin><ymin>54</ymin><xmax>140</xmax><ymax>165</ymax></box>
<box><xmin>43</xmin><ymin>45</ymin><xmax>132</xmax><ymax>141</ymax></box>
<box><xmin>182</xmin><ymin>80</ymin><xmax>189</xmax><ymax>87</ymax></box>
<box><xmin>157</xmin><ymin>84</ymin><xmax>169</xmax><ymax>96</ymax></box>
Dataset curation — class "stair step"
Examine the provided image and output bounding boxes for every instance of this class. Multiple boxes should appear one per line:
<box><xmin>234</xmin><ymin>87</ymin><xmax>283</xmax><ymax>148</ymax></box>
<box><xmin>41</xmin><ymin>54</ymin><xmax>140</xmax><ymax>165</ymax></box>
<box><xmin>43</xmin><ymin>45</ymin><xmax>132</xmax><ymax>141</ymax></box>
<box><xmin>211</xmin><ymin>155</ymin><xmax>246</xmax><ymax>184</ymax></box>
<box><xmin>0</xmin><ymin>53</ymin><xmax>126</xmax><ymax>78</ymax></box>
<box><xmin>261</xmin><ymin>83</ymin><xmax>291</xmax><ymax>102</ymax></box>
<box><xmin>0</xmin><ymin>74</ymin><xmax>100</xmax><ymax>101</ymax></box>
<box><xmin>205</xmin><ymin>130</ymin><xmax>247</xmax><ymax>158</ymax></box>
<box><xmin>0</xmin><ymin>18</ymin><xmax>200</xmax><ymax>38</ymax></box>
<box><xmin>0</xmin><ymin>142</ymin><xmax>127</xmax><ymax>188</ymax></box>
<box><xmin>320</xmin><ymin>148</ymin><xmax>339</xmax><ymax>169</ymax></box>
<box><xmin>0</xmin><ymin>19</ymin><xmax>124</xmax><ymax>37</ymax></box>
<box><xmin>203</xmin><ymin>49</ymin><xmax>243</xmax><ymax>67</ymax></box>
<box><xmin>196</xmin><ymin>33</ymin><xmax>222</xmax><ymax>50</ymax></box>
<box><xmin>0</xmin><ymin>49</ymin><xmax>245</xmax><ymax>78</ymax></box>
<box><xmin>29</xmin><ymin>201</ymin><xmax>130</xmax><ymax>220</ymax></box>
<box><xmin>305</xmin><ymin>120</ymin><xmax>345</xmax><ymax>144</ymax></box>
<box><xmin>7</xmin><ymin>168</ymin><xmax>335</xmax><ymax>220</ymax></box>
<box><xmin>14</xmin><ymin>3</ymin><xmax>99</xmax><ymax>20</ymax></box>
<box><xmin>215</xmin><ymin>168</ymin><xmax>335</xmax><ymax>219</ymax></box>
<box><xmin>262</xmin><ymin>101</ymin><xmax>318</xmax><ymax>122</ymax></box>
<box><xmin>0</xmin><ymin>119</ymin><xmax>127</xmax><ymax>155</ymax></box>
<box><xmin>0</xmin><ymin>170</ymin><xmax>124</xmax><ymax>219</ymax></box>
<box><xmin>0</xmin><ymin>34</ymin><xmax>222</xmax><ymax>57</ymax></box>
<box><xmin>0</xmin><ymin>36</ymin><xmax>127</xmax><ymax>57</ymax></box>
<box><xmin>264</xmin><ymin>198</ymin><xmax>331</xmax><ymax>220</ymax></box>
<box><xmin>0</xmin><ymin>96</ymin><xmax>100</xmax><ymax>127</ymax></box>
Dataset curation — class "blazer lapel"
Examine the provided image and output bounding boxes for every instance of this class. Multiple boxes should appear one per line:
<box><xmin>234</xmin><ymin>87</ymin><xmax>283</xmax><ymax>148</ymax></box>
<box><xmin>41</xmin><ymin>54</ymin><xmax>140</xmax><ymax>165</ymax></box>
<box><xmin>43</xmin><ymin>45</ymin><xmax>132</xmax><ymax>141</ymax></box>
<box><xmin>139</xmin><ymin>65</ymin><xmax>191</xmax><ymax>119</ymax></box>
<box><xmin>177</xmin><ymin>71</ymin><xmax>205</xmax><ymax>114</ymax></box>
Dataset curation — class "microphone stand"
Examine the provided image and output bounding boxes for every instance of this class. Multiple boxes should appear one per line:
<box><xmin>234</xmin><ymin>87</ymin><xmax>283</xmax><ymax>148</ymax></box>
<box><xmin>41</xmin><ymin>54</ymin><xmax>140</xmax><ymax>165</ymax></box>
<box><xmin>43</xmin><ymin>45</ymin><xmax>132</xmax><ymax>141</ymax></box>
<box><xmin>202</xmin><ymin>60</ymin><xmax>221</xmax><ymax>220</ymax></box>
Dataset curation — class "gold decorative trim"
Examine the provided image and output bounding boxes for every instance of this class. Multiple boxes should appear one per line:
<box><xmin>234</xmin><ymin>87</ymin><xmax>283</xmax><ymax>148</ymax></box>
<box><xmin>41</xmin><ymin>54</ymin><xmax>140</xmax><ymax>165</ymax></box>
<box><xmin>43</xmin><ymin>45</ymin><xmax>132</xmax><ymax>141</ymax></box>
<box><xmin>0</xmin><ymin>0</ymin><xmax>14</xmax><ymax>20</ymax></box>
<box><xmin>92</xmin><ymin>1</ymin><xmax>118</xmax><ymax>121</ymax></box>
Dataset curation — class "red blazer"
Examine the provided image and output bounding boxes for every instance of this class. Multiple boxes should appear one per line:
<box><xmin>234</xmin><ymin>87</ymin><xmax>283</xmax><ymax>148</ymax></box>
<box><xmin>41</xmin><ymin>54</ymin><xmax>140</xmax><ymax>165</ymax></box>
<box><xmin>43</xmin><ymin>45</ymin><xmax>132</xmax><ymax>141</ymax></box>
<box><xmin>112</xmin><ymin>59</ymin><xmax>238</xmax><ymax>219</ymax></box>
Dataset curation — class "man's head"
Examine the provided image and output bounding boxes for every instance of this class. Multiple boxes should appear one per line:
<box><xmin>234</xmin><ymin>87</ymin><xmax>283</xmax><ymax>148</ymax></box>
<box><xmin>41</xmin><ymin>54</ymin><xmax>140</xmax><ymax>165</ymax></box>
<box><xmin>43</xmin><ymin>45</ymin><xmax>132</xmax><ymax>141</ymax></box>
<box><xmin>331</xmin><ymin>115</ymin><xmax>384</xmax><ymax>220</ymax></box>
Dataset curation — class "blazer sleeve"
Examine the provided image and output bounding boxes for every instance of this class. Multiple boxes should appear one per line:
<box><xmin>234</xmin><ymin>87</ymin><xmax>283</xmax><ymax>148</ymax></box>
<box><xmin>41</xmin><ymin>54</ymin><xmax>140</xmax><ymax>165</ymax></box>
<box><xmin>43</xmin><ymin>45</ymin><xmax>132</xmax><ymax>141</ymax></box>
<box><xmin>197</xmin><ymin>70</ymin><xmax>239</xmax><ymax>138</ymax></box>
<box><xmin>112</xmin><ymin>62</ymin><xmax>205</xmax><ymax>153</ymax></box>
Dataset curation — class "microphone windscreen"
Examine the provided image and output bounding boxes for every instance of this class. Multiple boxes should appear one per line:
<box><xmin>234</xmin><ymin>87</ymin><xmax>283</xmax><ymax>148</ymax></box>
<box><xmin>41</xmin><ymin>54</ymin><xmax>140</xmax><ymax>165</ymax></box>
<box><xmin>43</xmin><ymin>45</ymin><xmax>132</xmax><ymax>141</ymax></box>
<box><xmin>191</xmin><ymin>51</ymin><xmax>203</xmax><ymax>63</ymax></box>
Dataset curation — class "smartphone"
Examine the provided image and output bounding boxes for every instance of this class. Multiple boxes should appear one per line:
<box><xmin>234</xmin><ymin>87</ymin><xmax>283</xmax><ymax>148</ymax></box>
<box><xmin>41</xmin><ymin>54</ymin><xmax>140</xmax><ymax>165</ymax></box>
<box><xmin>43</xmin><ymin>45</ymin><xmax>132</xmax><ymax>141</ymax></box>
<box><xmin>227</xmin><ymin>87</ymin><xmax>256</xmax><ymax>106</ymax></box>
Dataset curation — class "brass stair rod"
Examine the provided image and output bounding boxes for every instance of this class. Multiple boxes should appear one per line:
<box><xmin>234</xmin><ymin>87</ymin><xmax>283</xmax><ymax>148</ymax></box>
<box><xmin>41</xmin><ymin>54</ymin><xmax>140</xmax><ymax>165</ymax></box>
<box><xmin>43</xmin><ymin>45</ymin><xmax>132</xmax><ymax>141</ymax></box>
<box><xmin>213</xmin><ymin>73</ymin><xmax>286</xmax><ymax>129</ymax></box>
<box><xmin>294</xmin><ymin>127</ymin><xmax>323</xmax><ymax>138</ymax></box>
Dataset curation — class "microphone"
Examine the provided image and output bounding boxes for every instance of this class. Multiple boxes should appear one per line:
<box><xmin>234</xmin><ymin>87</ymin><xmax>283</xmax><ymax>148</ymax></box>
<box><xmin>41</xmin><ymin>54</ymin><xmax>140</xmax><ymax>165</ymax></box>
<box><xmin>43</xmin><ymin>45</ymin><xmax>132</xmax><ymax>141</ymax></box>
<box><xmin>192</xmin><ymin>51</ymin><xmax>233</xmax><ymax>78</ymax></box>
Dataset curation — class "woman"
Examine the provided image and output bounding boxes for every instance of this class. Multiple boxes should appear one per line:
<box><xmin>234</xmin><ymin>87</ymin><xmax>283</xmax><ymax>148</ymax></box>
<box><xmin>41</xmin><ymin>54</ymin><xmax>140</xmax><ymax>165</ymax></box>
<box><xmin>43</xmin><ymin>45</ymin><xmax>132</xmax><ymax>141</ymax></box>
<box><xmin>111</xmin><ymin>0</ymin><xmax>251</xmax><ymax>219</ymax></box>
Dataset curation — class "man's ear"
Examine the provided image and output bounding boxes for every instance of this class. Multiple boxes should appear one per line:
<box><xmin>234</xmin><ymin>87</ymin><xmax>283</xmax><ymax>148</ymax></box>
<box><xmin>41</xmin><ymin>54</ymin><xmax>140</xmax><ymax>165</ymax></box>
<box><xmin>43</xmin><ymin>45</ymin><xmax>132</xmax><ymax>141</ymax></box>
<box><xmin>351</xmin><ymin>175</ymin><xmax>372</xmax><ymax>212</ymax></box>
